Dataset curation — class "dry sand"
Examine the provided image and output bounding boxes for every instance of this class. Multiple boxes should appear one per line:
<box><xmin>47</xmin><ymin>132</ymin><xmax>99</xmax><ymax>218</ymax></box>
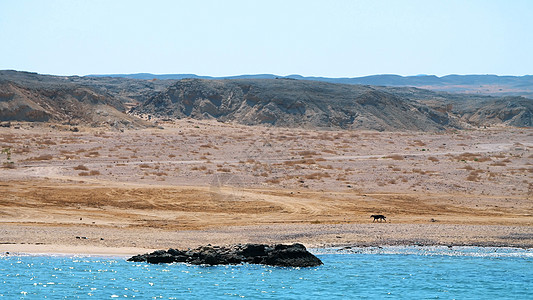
<box><xmin>1</xmin><ymin>120</ymin><xmax>532</xmax><ymax>255</ymax></box>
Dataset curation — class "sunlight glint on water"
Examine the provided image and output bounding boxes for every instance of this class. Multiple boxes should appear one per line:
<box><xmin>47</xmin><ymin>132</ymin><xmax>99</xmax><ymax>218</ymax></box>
<box><xmin>1</xmin><ymin>247</ymin><xmax>532</xmax><ymax>299</ymax></box>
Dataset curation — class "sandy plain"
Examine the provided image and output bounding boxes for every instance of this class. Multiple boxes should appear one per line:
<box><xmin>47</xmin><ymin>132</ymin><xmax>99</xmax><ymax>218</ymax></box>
<box><xmin>0</xmin><ymin>119</ymin><xmax>532</xmax><ymax>255</ymax></box>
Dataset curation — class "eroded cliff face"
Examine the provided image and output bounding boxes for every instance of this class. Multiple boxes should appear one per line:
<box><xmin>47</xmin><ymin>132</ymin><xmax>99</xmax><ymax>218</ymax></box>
<box><xmin>453</xmin><ymin>97</ymin><xmax>532</xmax><ymax>127</ymax></box>
<box><xmin>133</xmin><ymin>78</ymin><xmax>463</xmax><ymax>131</ymax></box>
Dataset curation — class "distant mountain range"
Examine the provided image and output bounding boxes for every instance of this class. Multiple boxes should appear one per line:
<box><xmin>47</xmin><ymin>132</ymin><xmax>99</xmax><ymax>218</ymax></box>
<box><xmin>1</xmin><ymin>70</ymin><xmax>531</xmax><ymax>130</ymax></box>
<box><xmin>88</xmin><ymin>73</ymin><xmax>533</xmax><ymax>98</ymax></box>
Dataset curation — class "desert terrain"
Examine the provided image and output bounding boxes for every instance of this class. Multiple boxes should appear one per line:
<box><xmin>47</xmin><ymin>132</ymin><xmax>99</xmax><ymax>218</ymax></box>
<box><xmin>1</xmin><ymin>119</ymin><xmax>532</xmax><ymax>254</ymax></box>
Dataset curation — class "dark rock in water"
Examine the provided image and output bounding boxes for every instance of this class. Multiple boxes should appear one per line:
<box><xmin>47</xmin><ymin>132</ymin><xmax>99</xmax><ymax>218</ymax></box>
<box><xmin>239</xmin><ymin>243</ymin><xmax>268</xmax><ymax>257</ymax></box>
<box><xmin>264</xmin><ymin>243</ymin><xmax>323</xmax><ymax>267</ymax></box>
<box><xmin>146</xmin><ymin>252</ymin><xmax>175</xmax><ymax>264</ymax></box>
<box><xmin>127</xmin><ymin>243</ymin><xmax>323</xmax><ymax>267</ymax></box>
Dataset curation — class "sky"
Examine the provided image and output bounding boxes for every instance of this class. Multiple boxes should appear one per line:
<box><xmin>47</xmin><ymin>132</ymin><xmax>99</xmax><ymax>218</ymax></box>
<box><xmin>1</xmin><ymin>0</ymin><xmax>532</xmax><ymax>77</ymax></box>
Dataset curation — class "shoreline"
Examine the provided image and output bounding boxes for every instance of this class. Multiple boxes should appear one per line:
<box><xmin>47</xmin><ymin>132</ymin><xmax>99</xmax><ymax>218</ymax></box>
<box><xmin>2</xmin><ymin>223</ymin><xmax>532</xmax><ymax>256</ymax></box>
<box><xmin>0</xmin><ymin>244</ymin><xmax>155</xmax><ymax>257</ymax></box>
<box><xmin>2</xmin><ymin>243</ymin><xmax>532</xmax><ymax>258</ymax></box>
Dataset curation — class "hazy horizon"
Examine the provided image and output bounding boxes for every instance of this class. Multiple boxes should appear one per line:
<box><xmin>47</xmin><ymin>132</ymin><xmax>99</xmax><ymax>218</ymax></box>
<box><xmin>4</xmin><ymin>70</ymin><xmax>533</xmax><ymax>79</ymax></box>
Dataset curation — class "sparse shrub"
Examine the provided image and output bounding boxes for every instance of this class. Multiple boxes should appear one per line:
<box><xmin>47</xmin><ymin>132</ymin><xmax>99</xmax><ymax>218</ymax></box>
<box><xmin>454</xmin><ymin>152</ymin><xmax>482</xmax><ymax>161</ymax></box>
<box><xmin>36</xmin><ymin>139</ymin><xmax>56</xmax><ymax>145</ymax></box>
<box><xmin>283</xmin><ymin>159</ymin><xmax>316</xmax><ymax>166</ymax></box>
<box><xmin>412</xmin><ymin>168</ymin><xmax>426</xmax><ymax>174</ymax></box>
<box><xmin>77</xmin><ymin>169</ymin><xmax>100</xmax><ymax>176</ymax></box>
<box><xmin>73</xmin><ymin>165</ymin><xmax>89</xmax><ymax>171</ymax></box>
<box><xmin>1</xmin><ymin>147</ymin><xmax>14</xmax><ymax>167</ymax></box>
<box><xmin>466</xmin><ymin>169</ymin><xmax>484</xmax><ymax>181</ymax></box>
<box><xmin>460</xmin><ymin>165</ymin><xmax>474</xmax><ymax>171</ymax></box>
<box><xmin>466</xmin><ymin>174</ymin><xmax>479</xmax><ymax>181</ymax></box>
<box><xmin>304</xmin><ymin>172</ymin><xmax>330</xmax><ymax>180</ymax></box>
<box><xmin>298</xmin><ymin>150</ymin><xmax>317</xmax><ymax>157</ymax></box>
<box><xmin>191</xmin><ymin>165</ymin><xmax>207</xmax><ymax>171</ymax></box>
<box><xmin>476</xmin><ymin>157</ymin><xmax>491</xmax><ymax>162</ymax></box>
<box><xmin>28</xmin><ymin>154</ymin><xmax>53</xmax><ymax>161</ymax></box>
<box><xmin>322</xmin><ymin>149</ymin><xmax>337</xmax><ymax>154</ymax></box>
<box><xmin>2</xmin><ymin>162</ymin><xmax>15</xmax><ymax>169</ymax></box>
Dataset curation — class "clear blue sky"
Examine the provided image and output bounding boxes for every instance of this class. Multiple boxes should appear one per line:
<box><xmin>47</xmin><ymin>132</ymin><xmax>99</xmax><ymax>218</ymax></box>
<box><xmin>1</xmin><ymin>0</ymin><xmax>532</xmax><ymax>77</ymax></box>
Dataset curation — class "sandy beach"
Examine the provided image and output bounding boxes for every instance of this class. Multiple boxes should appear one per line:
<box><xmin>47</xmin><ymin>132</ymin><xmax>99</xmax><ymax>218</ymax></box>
<box><xmin>1</xmin><ymin>120</ymin><xmax>532</xmax><ymax>255</ymax></box>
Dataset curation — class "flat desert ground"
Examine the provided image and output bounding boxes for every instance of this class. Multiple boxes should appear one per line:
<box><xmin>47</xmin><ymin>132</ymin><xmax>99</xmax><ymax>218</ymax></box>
<box><xmin>1</xmin><ymin>120</ymin><xmax>532</xmax><ymax>255</ymax></box>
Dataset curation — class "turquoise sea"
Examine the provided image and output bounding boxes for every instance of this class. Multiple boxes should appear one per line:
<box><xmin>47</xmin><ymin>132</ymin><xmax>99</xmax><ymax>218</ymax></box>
<box><xmin>1</xmin><ymin>246</ymin><xmax>532</xmax><ymax>299</ymax></box>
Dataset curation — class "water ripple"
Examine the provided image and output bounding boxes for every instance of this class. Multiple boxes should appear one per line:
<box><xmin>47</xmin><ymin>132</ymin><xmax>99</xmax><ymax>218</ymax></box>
<box><xmin>1</xmin><ymin>247</ymin><xmax>532</xmax><ymax>299</ymax></box>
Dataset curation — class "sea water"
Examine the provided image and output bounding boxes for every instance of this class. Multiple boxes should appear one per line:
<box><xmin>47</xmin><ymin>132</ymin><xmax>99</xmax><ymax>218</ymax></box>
<box><xmin>1</xmin><ymin>246</ymin><xmax>532</xmax><ymax>299</ymax></box>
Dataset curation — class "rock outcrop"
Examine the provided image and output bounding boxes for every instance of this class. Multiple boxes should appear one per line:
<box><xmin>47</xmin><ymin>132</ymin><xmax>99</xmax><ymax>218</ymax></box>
<box><xmin>127</xmin><ymin>243</ymin><xmax>323</xmax><ymax>267</ymax></box>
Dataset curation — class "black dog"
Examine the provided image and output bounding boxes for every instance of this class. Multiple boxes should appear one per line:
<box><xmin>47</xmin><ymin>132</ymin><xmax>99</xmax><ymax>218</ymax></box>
<box><xmin>370</xmin><ymin>214</ymin><xmax>386</xmax><ymax>222</ymax></box>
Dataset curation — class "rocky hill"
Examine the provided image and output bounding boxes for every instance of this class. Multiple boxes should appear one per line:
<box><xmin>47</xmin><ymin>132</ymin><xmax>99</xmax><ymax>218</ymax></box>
<box><xmin>131</xmin><ymin>78</ymin><xmax>532</xmax><ymax>131</ymax></box>
<box><xmin>1</xmin><ymin>70</ymin><xmax>173</xmax><ymax>105</ymax></box>
<box><xmin>0</xmin><ymin>70</ymin><xmax>165</xmax><ymax>128</ymax></box>
<box><xmin>0</xmin><ymin>71</ymin><xmax>162</xmax><ymax>128</ymax></box>
<box><xmin>1</xmin><ymin>70</ymin><xmax>531</xmax><ymax>130</ymax></box>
